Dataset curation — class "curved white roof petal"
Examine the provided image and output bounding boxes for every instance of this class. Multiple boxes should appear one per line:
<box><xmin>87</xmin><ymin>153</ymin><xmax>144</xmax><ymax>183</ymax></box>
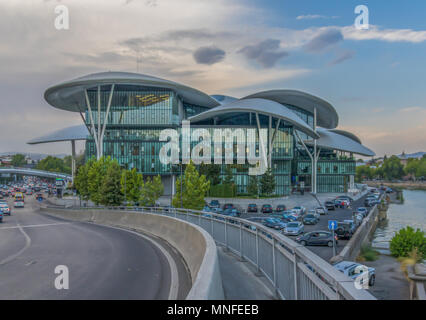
<box><xmin>242</xmin><ymin>90</ymin><xmax>338</xmax><ymax>129</ymax></box>
<box><xmin>305</xmin><ymin>128</ymin><xmax>375</xmax><ymax>157</ymax></box>
<box><xmin>210</xmin><ymin>95</ymin><xmax>239</xmax><ymax>105</ymax></box>
<box><xmin>188</xmin><ymin>98</ymin><xmax>320</xmax><ymax>138</ymax></box>
<box><xmin>44</xmin><ymin>71</ymin><xmax>220</xmax><ymax>112</ymax></box>
<box><xmin>329</xmin><ymin>129</ymin><xmax>362</xmax><ymax>144</ymax></box>
<box><xmin>27</xmin><ymin>125</ymin><xmax>89</xmax><ymax>145</ymax></box>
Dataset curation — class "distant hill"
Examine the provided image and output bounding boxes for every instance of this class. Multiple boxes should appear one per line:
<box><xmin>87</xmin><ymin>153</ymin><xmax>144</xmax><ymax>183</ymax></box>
<box><xmin>398</xmin><ymin>152</ymin><xmax>426</xmax><ymax>159</ymax></box>
<box><xmin>0</xmin><ymin>152</ymin><xmax>69</xmax><ymax>160</ymax></box>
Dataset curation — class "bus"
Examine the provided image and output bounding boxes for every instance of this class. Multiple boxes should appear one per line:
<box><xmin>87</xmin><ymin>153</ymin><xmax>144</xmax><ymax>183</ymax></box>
<box><xmin>15</xmin><ymin>192</ymin><xmax>24</xmax><ymax>202</ymax></box>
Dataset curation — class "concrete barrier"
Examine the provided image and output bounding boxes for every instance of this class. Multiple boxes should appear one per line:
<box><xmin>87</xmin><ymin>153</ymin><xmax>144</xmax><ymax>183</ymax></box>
<box><xmin>330</xmin><ymin>203</ymin><xmax>381</xmax><ymax>264</ymax></box>
<box><xmin>40</xmin><ymin>207</ymin><xmax>224</xmax><ymax>300</ymax></box>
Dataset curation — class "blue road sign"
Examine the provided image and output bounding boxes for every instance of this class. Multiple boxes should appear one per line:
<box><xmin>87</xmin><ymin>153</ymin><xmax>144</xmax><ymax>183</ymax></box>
<box><xmin>328</xmin><ymin>220</ymin><xmax>338</xmax><ymax>231</ymax></box>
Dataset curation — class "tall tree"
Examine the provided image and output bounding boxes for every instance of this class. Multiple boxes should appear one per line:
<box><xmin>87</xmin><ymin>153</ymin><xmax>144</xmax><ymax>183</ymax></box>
<box><xmin>260</xmin><ymin>167</ymin><xmax>276</xmax><ymax>195</ymax></box>
<box><xmin>140</xmin><ymin>175</ymin><xmax>164</xmax><ymax>206</ymax></box>
<box><xmin>99</xmin><ymin>160</ymin><xmax>124</xmax><ymax>206</ymax></box>
<box><xmin>247</xmin><ymin>175</ymin><xmax>259</xmax><ymax>197</ymax></box>
<box><xmin>223</xmin><ymin>165</ymin><xmax>234</xmax><ymax>185</ymax></box>
<box><xmin>36</xmin><ymin>156</ymin><xmax>71</xmax><ymax>174</ymax></box>
<box><xmin>121</xmin><ymin>168</ymin><xmax>143</xmax><ymax>205</ymax></box>
<box><xmin>74</xmin><ymin>158</ymin><xmax>95</xmax><ymax>202</ymax></box>
<box><xmin>11</xmin><ymin>154</ymin><xmax>26</xmax><ymax>167</ymax></box>
<box><xmin>172</xmin><ymin>161</ymin><xmax>210</xmax><ymax>210</ymax></box>
<box><xmin>87</xmin><ymin>157</ymin><xmax>111</xmax><ymax>205</ymax></box>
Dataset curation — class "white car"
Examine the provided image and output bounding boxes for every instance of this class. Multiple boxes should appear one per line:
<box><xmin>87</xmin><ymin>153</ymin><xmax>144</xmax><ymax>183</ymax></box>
<box><xmin>315</xmin><ymin>206</ymin><xmax>328</xmax><ymax>215</ymax></box>
<box><xmin>14</xmin><ymin>201</ymin><xmax>24</xmax><ymax>208</ymax></box>
<box><xmin>307</xmin><ymin>209</ymin><xmax>320</xmax><ymax>219</ymax></box>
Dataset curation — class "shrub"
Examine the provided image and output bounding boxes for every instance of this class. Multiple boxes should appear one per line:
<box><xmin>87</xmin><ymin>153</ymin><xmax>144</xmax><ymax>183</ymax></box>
<box><xmin>390</xmin><ymin>226</ymin><xmax>426</xmax><ymax>259</ymax></box>
<box><xmin>358</xmin><ymin>245</ymin><xmax>379</xmax><ymax>262</ymax></box>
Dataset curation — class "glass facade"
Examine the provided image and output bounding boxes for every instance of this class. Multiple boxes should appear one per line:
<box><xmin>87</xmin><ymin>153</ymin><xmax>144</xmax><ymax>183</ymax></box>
<box><xmin>84</xmin><ymin>83</ymin><xmax>356</xmax><ymax>196</ymax></box>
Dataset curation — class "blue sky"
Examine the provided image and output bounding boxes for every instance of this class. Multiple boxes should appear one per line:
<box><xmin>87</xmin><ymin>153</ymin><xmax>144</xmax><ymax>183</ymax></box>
<box><xmin>0</xmin><ymin>0</ymin><xmax>425</xmax><ymax>157</ymax></box>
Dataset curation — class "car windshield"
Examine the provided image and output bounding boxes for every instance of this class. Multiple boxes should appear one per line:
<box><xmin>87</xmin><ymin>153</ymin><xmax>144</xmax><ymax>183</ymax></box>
<box><xmin>305</xmin><ymin>214</ymin><xmax>315</xmax><ymax>218</ymax></box>
<box><xmin>287</xmin><ymin>223</ymin><xmax>299</xmax><ymax>228</ymax></box>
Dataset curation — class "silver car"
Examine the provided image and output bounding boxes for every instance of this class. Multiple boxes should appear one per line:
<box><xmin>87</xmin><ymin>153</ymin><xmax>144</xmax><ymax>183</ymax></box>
<box><xmin>282</xmin><ymin>221</ymin><xmax>304</xmax><ymax>236</ymax></box>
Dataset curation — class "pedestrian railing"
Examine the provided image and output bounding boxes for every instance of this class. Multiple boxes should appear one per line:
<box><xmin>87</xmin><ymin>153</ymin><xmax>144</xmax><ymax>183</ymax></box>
<box><xmin>59</xmin><ymin>205</ymin><xmax>376</xmax><ymax>300</ymax></box>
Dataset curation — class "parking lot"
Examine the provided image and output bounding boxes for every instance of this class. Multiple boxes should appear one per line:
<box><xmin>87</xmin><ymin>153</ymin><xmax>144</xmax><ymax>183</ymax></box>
<box><xmin>239</xmin><ymin>193</ymin><xmax>373</xmax><ymax>262</ymax></box>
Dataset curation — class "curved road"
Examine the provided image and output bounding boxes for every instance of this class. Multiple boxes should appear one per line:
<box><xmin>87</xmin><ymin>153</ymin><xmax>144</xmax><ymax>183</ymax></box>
<box><xmin>0</xmin><ymin>197</ymin><xmax>177</xmax><ymax>300</ymax></box>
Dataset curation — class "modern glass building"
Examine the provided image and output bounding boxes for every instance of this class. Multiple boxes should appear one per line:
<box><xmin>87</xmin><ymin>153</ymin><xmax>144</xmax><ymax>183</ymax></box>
<box><xmin>38</xmin><ymin>71</ymin><xmax>375</xmax><ymax>196</ymax></box>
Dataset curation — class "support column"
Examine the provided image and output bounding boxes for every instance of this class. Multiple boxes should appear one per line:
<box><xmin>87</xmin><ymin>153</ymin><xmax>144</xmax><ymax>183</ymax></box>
<box><xmin>268</xmin><ymin>115</ymin><xmax>272</xmax><ymax>168</ymax></box>
<box><xmin>313</xmin><ymin>107</ymin><xmax>318</xmax><ymax>194</ymax></box>
<box><xmin>71</xmin><ymin>140</ymin><xmax>76</xmax><ymax>182</ymax></box>
<box><xmin>255</xmin><ymin>113</ymin><xmax>268</xmax><ymax>170</ymax></box>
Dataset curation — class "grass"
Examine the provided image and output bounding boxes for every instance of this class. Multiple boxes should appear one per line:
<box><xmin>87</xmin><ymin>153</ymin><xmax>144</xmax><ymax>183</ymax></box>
<box><xmin>357</xmin><ymin>245</ymin><xmax>380</xmax><ymax>262</ymax></box>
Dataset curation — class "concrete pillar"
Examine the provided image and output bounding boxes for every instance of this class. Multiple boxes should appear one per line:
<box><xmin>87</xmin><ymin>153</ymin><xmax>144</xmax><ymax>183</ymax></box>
<box><xmin>71</xmin><ymin>140</ymin><xmax>76</xmax><ymax>182</ymax></box>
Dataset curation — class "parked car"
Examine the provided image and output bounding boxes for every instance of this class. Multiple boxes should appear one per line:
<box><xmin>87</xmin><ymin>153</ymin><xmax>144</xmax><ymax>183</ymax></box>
<box><xmin>356</xmin><ymin>207</ymin><xmax>368</xmax><ymax>218</ymax></box>
<box><xmin>276</xmin><ymin>211</ymin><xmax>299</xmax><ymax>222</ymax></box>
<box><xmin>0</xmin><ymin>210</ymin><xmax>2</xmax><ymax>223</ymax></box>
<box><xmin>385</xmin><ymin>188</ymin><xmax>393</xmax><ymax>193</ymax></box>
<box><xmin>307</xmin><ymin>209</ymin><xmax>320</xmax><ymax>219</ymax></box>
<box><xmin>296</xmin><ymin>231</ymin><xmax>338</xmax><ymax>247</ymax></box>
<box><xmin>247</xmin><ymin>203</ymin><xmax>258</xmax><ymax>213</ymax></box>
<box><xmin>333</xmin><ymin>261</ymin><xmax>376</xmax><ymax>286</ymax></box>
<box><xmin>261</xmin><ymin>204</ymin><xmax>273</xmax><ymax>214</ymax></box>
<box><xmin>336</xmin><ymin>195</ymin><xmax>353</xmax><ymax>203</ymax></box>
<box><xmin>263</xmin><ymin>218</ymin><xmax>288</xmax><ymax>230</ymax></box>
<box><xmin>275</xmin><ymin>204</ymin><xmax>287</xmax><ymax>213</ymax></box>
<box><xmin>335</xmin><ymin>222</ymin><xmax>356</xmax><ymax>239</ymax></box>
<box><xmin>0</xmin><ymin>203</ymin><xmax>11</xmax><ymax>216</ymax></box>
<box><xmin>303</xmin><ymin>214</ymin><xmax>319</xmax><ymax>225</ymax></box>
<box><xmin>282</xmin><ymin>221</ymin><xmax>304</xmax><ymax>236</ymax></box>
<box><xmin>223</xmin><ymin>203</ymin><xmax>235</xmax><ymax>210</ymax></box>
<box><xmin>209</xmin><ymin>200</ymin><xmax>220</xmax><ymax>209</ymax></box>
<box><xmin>316</xmin><ymin>206</ymin><xmax>328</xmax><ymax>215</ymax></box>
<box><xmin>325</xmin><ymin>201</ymin><xmax>335</xmax><ymax>210</ymax></box>
<box><xmin>222</xmin><ymin>208</ymin><xmax>240</xmax><ymax>217</ymax></box>
<box><xmin>292</xmin><ymin>206</ymin><xmax>306</xmax><ymax>215</ymax></box>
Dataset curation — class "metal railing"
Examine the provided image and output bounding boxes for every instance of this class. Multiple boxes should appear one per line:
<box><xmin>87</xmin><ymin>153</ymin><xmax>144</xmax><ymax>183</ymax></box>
<box><xmin>59</xmin><ymin>204</ymin><xmax>376</xmax><ymax>300</ymax></box>
<box><xmin>0</xmin><ymin>167</ymin><xmax>72</xmax><ymax>180</ymax></box>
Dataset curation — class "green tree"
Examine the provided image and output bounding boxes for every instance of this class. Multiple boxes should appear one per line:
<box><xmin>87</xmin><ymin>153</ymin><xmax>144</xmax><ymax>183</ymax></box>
<box><xmin>223</xmin><ymin>165</ymin><xmax>234</xmax><ymax>185</ymax></box>
<box><xmin>36</xmin><ymin>156</ymin><xmax>71</xmax><ymax>174</ymax></box>
<box><xmin>99</xmin><ymin>160</ymin><xmax>124</xmax><ymax>206</ymax></box>
<box><xmin>247</xmin><ymin>175</ymin><xmax>259</xmax><ymax>197</ymax></box>
<box><xmin>260</xmin><ymin>167</ymin><xmax>275</xmax><ymax>195</ymax></box>
<box><xmin>87</xmin><ymin>157</ymin><xmax>112</xmax><ymax>205</ymax></box>
<box><xmin>380</xmin><ymin>155</ymin><xmax>404</xmax><ymax>180</ymax></box>
<box><xmin>121</xmin><ymin>168</ymin><xmax>143</xmax><ymax>205</ymax></box>
<box><xmin>11</xmin><ymin>154</ymin><xmax>26</xmax><ymax>167</ymax></box>
<box><xmin>199</xmin><ymin>162</ymin><xmax>222</xmax><ymax>185</ymax></box>
<box><xmin>140</xmin><ymin>175</ymin><xmax>164</xmax><ymax>206</ymax></box>
<box><xmin>74</xmin><ymin>158</ymin><xmax>95</xmax><ymax>202</ymax></box>
<box><xmin>172</xmin><ymin>161</ymin><xmax>210</xmax><ymax>210</ymax></box>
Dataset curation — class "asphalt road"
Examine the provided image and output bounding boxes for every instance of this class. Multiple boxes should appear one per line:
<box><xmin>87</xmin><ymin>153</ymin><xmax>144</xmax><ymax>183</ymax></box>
<box><xmin>241</xmin><ymin>192</ymin><xmax>373</xmax><ymax>262</ymax></box>
<box><xmin>0</xmin><ymin>197</ymin><xmax>179</xmax><ymax>300</ymax></box>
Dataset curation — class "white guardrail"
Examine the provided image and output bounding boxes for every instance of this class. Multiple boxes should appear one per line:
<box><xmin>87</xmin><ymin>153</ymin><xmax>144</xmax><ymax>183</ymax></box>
<box><xmin>55</xmin><ymin>205</ymin><xmax>376</xmax><ymax>300</ymax></box>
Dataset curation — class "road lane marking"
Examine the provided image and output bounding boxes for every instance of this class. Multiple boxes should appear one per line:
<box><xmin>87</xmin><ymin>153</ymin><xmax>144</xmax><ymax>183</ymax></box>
<box><xmin>0</xmin><ymin>224</ymin><xmax>32</xmax><ymax>266</ymax></box>
<box><xmin>87</xmin><ymin>223</ymin><xmax>179</xmax><ymax>300</ymax></box>
<box><xmin>0</xmin><ymin>222</ymin><xmax>71</xmax><ymax>230</ymax></box>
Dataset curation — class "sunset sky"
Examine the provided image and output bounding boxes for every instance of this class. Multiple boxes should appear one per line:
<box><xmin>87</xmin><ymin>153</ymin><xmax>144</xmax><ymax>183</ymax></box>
<box><xmin>1</xmin><ymin>0</ymin><xmax>425</xmax><ymax>157</ymax></box>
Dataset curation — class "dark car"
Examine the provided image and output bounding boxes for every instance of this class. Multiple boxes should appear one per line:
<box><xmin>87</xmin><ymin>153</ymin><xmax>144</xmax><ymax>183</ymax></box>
<box><xmin>275</xmin><ymin>204</ymin><xmax>287</xmax><ymax>213</ymax></box>
<box><xmin>261</xmin><ymin>204</ymin><xmax>273</xmax><ymax>214</ymax></box>
<box><xmin>296</xmin><ymin>231</ymin><xmax>338</xmax><ymax>247</ymax></box>
<box><xmin>222</xmin><ymin>208</ymin><xmax>241</xmax><ymax>217</ymax></box>
<box><xmin>223</xmin><ymin>203</ymin><xmax>235</xmax><ymax>210</ymax></box>
<box><xmin>335</xmin><ymin>222</ymin><xmax>356</xmax><ymax>240</ymax></box>
<box><xmin>247</xmin><ymin>203</ymin><xmax>258</xmax><ymax>213</ymax></box>
<box><xmin>303</xmin><ymin>214</ymin><xmax>319</xmax><ymax>225</ymax></box>
<box><xmin>209</xmin><ymin>200</ymin><xmax>220</xmax><ymax>208</ymax></box>
<box><xmin>263</xmin><ymin>218</ymin><xmax>287</xmax><ymax>230</ymax></box>
<box><xmin>325</xmin><ymin>201</ymin><xmax>335</xmax><ymax>210</ymax></box>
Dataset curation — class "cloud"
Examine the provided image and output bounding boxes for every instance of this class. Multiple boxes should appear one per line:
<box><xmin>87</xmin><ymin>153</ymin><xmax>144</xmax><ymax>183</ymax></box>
<box><xmin>296</xmin><ymin>14</ymin><xmax>338</xmax><ymax>20</ymax></box>
<box><xmin>238</xmin><ymin>39</ymin><xmax>289</xmax><ymax>68</ymax></box>
<box><xmin>329</xmin><ymin>50</ymin><xmax>355</xmax><ymax>66</ymax></box>
<box><xmin>399</xmin><ymin>106</ymin><xmax>426</xmax><ymax>113</ymax></box>
<box><xmin>193</xmin><ymin>46</ymin><xmax>226</xmax><ymax>65</ymax></box>
<box><xmin>342</xmin><ymin>25</ymin><xmax>426</xmax><ymax>43</ymax></box>
<box><xmin>304</xmin><ymin>29</ymin><xmax>343</xmax><ymax>53</ymax></box>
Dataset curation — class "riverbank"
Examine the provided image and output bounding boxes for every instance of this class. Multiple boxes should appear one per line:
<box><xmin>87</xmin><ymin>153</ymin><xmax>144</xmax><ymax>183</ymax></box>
<box><xmin>366</xmin><ymin>181</ymin><xmax>426</xmax><ymax>191</ymax></box>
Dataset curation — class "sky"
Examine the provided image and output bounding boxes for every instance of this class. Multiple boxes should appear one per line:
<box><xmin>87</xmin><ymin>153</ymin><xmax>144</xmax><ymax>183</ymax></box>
<box><xmin>0</xmin><ymin>0</ymin><xmax>425</xmax><ymax>158</ymax></box>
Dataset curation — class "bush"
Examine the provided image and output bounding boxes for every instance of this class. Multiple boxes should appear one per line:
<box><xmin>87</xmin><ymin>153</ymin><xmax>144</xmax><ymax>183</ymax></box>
<box><xmin>390</xmin><ymin>226</ymin><xmax>426</xmax><ymax>259</ymax></box>
<box><xmin>209</xmin><ymin>184</ymin><xmax>236</xmax><ymax>198</ymax></box>
<box><xmin>358</xmin><ymin>245</ymin><xmax>379</xmax><ymax>262</ymax></box>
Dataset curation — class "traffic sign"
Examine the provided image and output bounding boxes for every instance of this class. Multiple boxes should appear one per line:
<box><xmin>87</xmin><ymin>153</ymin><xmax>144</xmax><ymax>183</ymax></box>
<box><xmin>328</xmin><ymin>220</ymin><xmax>338</xmax><ymax>231</ymax></box>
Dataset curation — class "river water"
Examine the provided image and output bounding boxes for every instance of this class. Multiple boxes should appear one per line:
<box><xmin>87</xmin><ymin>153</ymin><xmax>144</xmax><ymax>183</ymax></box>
<box><xmin>372</xmin><ymin>190</ymin><xmax>426</xmax><ymax>252</ymax></box>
